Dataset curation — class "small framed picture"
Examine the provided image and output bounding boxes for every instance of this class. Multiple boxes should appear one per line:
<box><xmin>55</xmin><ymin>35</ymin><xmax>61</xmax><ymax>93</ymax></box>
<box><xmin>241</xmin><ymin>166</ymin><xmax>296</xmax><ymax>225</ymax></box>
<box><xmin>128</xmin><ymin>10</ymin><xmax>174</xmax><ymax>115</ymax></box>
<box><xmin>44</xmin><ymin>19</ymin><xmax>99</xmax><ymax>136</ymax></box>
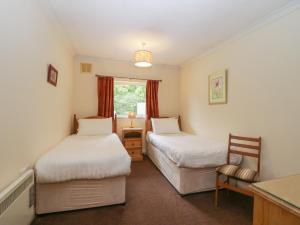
<box><xmin>47</xmin><ymin>64</ymin><xmax>58</xmax><ymax>86</ymax></box>
<box><xmin>208</xmin><ymin>70</ymin><xmax>227</xmax><ymax>104</ymax></box>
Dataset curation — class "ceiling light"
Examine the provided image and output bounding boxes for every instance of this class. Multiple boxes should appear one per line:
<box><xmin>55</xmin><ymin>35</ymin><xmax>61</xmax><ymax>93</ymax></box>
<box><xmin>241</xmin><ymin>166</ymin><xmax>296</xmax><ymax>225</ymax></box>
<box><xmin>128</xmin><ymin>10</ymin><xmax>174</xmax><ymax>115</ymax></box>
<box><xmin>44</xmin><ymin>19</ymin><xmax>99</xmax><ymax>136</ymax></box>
<box><xmin>134</xmin><ymin>43</ymin><xmax>152</xmax><ymax>68</ymax></box>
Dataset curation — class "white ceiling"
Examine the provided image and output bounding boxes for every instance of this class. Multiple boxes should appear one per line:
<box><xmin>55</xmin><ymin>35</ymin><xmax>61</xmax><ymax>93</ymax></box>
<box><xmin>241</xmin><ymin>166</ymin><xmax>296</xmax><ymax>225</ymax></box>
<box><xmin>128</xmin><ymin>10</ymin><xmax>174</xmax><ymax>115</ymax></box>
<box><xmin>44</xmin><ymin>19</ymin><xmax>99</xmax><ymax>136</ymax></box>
<box><xmin>42</xmin><ymin>0</ymin><xmax>295</xmax><ymax>66</ymax></box>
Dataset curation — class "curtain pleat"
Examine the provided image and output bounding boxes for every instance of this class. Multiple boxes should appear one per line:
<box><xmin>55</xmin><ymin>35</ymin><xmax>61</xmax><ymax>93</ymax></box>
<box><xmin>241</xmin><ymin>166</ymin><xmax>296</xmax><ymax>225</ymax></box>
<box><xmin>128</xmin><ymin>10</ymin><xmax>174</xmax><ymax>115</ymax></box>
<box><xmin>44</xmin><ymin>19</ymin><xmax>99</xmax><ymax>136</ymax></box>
<box><xmin>97</xmin><ymin>76</ymin><xmax>114</xmax><ymax>117</ymax></box>
<box><xmin>146</xmin><ymin>80</ymin><xmax>159</xmax><ymax>118</ymax></box>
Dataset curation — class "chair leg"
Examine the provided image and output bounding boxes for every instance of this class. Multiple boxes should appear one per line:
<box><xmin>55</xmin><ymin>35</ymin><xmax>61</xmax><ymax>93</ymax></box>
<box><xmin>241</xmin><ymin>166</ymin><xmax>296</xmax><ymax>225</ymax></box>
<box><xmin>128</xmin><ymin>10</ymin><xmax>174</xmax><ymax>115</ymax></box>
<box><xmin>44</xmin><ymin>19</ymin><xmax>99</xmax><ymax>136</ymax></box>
<box><xmin>215</xmin><ymin>173</ymin><xmax>219</xmax><ymax>207</ymax></box>
<box><xmin>226</xmin><ymin>177</ymin><xmax>230</xmax><ymax>196</ymax></box>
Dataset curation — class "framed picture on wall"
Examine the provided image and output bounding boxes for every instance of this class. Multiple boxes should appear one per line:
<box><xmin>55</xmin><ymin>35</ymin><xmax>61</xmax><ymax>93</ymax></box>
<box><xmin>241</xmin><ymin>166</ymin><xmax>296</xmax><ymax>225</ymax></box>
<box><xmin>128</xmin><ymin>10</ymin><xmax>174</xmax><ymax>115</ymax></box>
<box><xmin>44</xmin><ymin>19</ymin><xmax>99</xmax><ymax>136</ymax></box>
<box><xmin>208</xmin><ymin>70</ymin><xmax>227</xmax><ymax>104</ymax></box>
<box><xmin>47</xmin><ymin>64</ymin><xmax>58</xmax><ymax>86</ymax></box>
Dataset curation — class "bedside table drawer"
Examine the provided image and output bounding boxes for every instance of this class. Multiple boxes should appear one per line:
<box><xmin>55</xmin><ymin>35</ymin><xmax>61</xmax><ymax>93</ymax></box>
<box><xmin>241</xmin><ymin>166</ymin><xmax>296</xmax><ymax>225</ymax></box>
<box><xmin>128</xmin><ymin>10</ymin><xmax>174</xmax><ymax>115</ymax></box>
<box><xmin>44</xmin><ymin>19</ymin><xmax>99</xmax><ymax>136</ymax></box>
<box><xmin>127</xmin><ymin>148</ymin><xmax>143</xmax><ymax>161</ymax></box>
<box><xmin>124</xmin><ymin>139</ymin><xmax>142</xmax><ymax>148</ymax></box>
<box><xmin>127</xmin><ymin>148</ymin><xmax>141</xmax><ymax>155</ymax></box>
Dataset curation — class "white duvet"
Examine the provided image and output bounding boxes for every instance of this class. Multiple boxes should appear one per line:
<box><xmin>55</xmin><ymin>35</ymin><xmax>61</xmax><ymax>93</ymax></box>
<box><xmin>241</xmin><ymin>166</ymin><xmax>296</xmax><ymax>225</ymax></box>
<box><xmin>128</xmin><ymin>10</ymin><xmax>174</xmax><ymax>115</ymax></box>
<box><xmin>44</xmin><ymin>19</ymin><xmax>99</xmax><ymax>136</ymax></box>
<box><xmin>35</xmin><ymin>134</ymin><xmax>131</xmax><ymax>183</ymax></box>
<box><xmin>147</xmin><ymin>132</ymin><xmax>242</xmax><ymax>168</ymax></box>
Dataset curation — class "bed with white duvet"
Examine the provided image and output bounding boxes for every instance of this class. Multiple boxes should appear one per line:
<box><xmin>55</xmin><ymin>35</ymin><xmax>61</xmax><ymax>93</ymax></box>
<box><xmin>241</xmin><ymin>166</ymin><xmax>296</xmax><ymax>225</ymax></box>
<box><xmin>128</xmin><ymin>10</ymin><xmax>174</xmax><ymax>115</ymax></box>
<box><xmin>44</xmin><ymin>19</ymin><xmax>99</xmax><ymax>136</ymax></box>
<box><xmin>35</xmin><ymin>134</ymin><xmax>130</xmax><ymax>183</ymax></box>
<box><xmin>35</xmin><ymin>116</ymin><xmax>131</xmax><ymax>214</ymax></box>
<box><xmin>146</xmin><ymin>117</ymin><xmax>242</xmax><ymax>195</ymax></box>
<box><xmin>147</xmin><ymin>132</ymin><xmax>241</xmax><ymax>168</ymax></box>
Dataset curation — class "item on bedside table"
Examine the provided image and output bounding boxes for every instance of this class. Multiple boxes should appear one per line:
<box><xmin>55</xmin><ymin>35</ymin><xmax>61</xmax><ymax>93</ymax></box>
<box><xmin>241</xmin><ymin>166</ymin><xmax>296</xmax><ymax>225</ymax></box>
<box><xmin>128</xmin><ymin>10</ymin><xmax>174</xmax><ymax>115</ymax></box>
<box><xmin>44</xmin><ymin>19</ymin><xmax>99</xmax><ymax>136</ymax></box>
<box><xmin>128</xmin><ymin>112</ymin><xmax>136</xmax><ymax>128</ymax></box>
<box><xmin>122</xmin><ymin>128</ymin><xmax>143</xmax><ymax>161</ymax></box>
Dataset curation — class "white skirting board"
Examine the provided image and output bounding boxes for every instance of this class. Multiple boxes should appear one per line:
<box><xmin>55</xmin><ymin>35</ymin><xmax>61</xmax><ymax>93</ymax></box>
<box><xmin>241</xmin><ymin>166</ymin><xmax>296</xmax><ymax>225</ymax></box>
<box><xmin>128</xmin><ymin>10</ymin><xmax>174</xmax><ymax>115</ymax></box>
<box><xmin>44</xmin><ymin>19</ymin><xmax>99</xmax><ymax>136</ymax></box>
<box><xmin>0</xmin><ymin>170</ymin><xmax>35</xmax><ymax>225</ymax></box>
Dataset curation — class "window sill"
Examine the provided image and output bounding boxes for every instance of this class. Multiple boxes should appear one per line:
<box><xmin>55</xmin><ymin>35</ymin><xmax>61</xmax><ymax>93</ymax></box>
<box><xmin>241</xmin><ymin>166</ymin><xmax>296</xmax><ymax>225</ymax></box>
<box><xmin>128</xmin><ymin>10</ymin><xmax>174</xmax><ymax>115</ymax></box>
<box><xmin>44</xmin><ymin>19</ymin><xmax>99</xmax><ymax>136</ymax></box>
<box><xmin>117</xmin><ymin>115</ymin><xmax>146</xmax><ymax>119</ymax></box>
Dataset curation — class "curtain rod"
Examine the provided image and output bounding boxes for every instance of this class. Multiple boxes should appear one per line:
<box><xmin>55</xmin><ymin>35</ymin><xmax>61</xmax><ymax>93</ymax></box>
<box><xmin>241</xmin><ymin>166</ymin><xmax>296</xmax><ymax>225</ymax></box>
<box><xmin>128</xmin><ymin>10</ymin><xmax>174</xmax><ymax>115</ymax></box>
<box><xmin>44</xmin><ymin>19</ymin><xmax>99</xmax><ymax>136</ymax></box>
<box><xmin>95</xmin><ymin>74</ymin><xmax>162</xmax><ymax>82</ymax></box>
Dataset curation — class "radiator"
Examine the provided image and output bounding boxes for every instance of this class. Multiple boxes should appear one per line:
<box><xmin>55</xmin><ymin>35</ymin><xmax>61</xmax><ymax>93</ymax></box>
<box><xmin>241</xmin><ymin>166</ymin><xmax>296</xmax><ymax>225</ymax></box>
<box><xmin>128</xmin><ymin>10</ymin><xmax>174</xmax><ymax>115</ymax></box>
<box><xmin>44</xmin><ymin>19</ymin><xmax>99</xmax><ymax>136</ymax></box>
<box><xmin>0</xmin><ymin>169</ymin><xmax>35</xmax><ymax>225</ymax></box>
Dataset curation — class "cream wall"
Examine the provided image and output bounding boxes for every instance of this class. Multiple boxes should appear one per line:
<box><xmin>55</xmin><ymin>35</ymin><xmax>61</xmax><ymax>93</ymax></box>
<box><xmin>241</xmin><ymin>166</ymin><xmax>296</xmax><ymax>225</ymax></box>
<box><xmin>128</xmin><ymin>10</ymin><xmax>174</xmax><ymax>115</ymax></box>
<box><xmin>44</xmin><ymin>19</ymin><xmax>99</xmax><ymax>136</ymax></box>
<box><xmin>0</xmin><ymin>0</ymin><xmax>74</xmax><ymax>191</ymax></box>
<box><xmin>180</xmin><ymin>8</ymin><xmax>300</xmax><ymax>180</ymax></box>
<box><xmin>74</xmin><ymin>56</ymin><xmax>180</xmax><ymax>137</ymax></box>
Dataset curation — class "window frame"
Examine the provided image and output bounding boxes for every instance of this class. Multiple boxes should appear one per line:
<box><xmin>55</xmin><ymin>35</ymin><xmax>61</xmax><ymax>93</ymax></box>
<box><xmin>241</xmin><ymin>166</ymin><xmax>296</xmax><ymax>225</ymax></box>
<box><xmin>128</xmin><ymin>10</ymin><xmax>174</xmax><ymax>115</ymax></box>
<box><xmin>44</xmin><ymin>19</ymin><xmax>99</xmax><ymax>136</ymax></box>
<box><xmin>114</xmin><ymin>79</ymin><xmax>146</xmax><ymax>118</ymax></box>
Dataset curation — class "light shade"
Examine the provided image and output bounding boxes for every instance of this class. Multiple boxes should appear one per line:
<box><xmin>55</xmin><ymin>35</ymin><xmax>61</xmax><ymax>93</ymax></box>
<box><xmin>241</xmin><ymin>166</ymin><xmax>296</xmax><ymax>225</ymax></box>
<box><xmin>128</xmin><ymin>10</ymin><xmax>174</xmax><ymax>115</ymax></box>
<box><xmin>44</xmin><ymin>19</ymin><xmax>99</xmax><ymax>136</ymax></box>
<box><xmin>134</xmin><ymin>50</ymin><xmax>153</xmax><ymax>68</ymax></box>
<box><xmin>128</xmin><ymin>112</ymin><xmax>136</xmax><ymax>119</ymax></box>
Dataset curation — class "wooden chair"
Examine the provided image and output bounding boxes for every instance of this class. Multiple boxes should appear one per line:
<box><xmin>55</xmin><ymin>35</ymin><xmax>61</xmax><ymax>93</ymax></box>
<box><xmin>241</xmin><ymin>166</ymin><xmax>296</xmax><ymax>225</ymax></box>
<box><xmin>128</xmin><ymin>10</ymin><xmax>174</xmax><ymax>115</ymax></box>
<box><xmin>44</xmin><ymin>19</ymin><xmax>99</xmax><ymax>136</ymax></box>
<box><xmin>215</xmin><ymin>133</ymin><xmax>262</xmax><ymax>206</ymax></box>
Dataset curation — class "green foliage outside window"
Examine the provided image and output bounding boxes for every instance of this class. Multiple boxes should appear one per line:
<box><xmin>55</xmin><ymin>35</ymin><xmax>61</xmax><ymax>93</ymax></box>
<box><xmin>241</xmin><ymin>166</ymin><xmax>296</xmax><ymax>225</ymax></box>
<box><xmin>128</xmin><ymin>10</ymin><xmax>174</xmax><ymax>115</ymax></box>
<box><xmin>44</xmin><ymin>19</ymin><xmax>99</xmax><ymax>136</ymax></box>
<box><xmin>114</xmin><ymin>83</ymin><xmax>146</xmax><ymax>116</ymax></box>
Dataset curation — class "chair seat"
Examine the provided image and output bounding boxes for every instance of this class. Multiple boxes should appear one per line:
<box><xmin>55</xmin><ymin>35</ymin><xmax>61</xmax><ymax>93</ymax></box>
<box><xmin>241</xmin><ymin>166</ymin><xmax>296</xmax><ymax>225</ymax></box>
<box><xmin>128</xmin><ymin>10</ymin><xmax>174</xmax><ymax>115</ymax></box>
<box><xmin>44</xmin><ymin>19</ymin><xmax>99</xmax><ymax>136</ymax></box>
<box><xmin>235</xmin><ymin>167</ymin><xmax>259</xmax><ymax>182</ymax></box>
<box><xmin>216</xmin><ymin>164</ymin><xmax>239</xmax><ymax>177</ymax></box>
<box><xmin>217</xmin><ymin>164</ymin><xmax>259</xmax><ymax>182</ymax></box>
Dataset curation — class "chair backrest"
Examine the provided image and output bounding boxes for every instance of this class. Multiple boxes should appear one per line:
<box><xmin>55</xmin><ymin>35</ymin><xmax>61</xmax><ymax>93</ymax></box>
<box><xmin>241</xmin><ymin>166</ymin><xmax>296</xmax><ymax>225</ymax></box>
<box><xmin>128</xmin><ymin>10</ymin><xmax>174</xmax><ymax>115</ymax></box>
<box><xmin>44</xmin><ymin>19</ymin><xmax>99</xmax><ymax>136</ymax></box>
<box><xmin>227</xmin><ymin>134</ymin><xmax>262</xmax><ymax>173</ymax></box>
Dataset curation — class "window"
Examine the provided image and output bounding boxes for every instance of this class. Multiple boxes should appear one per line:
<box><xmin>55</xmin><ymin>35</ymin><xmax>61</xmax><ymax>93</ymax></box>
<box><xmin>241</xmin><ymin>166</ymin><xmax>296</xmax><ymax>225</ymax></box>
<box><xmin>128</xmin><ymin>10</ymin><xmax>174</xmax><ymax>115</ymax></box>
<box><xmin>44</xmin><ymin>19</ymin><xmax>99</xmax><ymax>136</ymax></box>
<box><xmin>114</xmin><ymin>80</ymin><xmax>146</xmax><ymax>117</ymax></box>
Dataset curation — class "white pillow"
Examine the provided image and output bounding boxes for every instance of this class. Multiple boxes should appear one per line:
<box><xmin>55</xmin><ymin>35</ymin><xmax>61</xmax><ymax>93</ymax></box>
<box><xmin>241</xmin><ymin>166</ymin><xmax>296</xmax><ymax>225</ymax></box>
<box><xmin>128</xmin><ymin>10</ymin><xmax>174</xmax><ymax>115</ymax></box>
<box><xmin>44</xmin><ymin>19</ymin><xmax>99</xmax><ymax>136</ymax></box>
<box><xmin>151</xmin><ymin>118</ymin><xmax>180</xmax><ymax>134</ymax></box>
<box><xmin>77</xmin><ymin>118</ymin><xmax>112</xmax><ymax>136</ymax></box>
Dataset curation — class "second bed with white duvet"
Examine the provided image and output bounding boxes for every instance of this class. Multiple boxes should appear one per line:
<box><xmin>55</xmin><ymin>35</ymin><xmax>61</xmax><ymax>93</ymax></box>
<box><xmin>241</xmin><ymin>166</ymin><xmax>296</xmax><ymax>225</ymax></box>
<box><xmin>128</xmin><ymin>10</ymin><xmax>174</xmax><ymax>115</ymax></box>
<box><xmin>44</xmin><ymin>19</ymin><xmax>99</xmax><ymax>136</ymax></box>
<box><xmin>147</xmin><ymin>132</ymin><xmax>241</xmax><ymax>168</ymax></box>
<box><xmin>147</xmin><ymin>130</ymin><xmax>242</xmax><ymax>195</ymax></box>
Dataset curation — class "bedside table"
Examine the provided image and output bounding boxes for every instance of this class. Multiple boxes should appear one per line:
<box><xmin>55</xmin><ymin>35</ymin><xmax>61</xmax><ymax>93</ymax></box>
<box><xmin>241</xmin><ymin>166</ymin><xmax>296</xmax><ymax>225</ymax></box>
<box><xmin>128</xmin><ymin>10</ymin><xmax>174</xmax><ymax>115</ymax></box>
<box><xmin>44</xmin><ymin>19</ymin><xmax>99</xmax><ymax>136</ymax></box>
<box><xmin>122</xmin><ymin>128</ymin><xmax>143</xmax><ymax>161</ymax></box>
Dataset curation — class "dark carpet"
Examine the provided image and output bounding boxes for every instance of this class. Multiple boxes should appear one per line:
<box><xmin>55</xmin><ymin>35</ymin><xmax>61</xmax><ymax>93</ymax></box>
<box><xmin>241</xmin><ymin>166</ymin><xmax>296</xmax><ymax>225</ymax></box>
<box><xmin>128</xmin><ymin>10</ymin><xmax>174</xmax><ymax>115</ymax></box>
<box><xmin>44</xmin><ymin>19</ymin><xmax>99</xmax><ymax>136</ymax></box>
<box><xmin>32</xmin><ymin>157</ymin><xmax>253</xmax><ymax>225</ymax></box>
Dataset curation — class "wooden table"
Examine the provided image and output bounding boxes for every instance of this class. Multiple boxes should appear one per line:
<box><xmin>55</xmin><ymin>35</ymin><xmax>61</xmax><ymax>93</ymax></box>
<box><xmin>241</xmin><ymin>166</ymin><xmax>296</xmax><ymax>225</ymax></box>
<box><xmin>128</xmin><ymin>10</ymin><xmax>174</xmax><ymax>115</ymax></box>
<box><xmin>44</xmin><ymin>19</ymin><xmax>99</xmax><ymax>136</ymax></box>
<box><xmin>250</xmin><ymin>175</ymin><xmax>300</xmax><ymax>225</ymax></box>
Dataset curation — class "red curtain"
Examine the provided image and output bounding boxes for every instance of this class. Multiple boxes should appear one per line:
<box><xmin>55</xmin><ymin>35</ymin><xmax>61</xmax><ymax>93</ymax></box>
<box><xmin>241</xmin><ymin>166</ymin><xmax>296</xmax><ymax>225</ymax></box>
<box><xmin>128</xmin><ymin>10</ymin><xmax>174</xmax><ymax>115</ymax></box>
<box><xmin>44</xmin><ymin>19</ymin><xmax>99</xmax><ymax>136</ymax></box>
<box><xmin>146</xmin><ymin>80</ymin><xmax>159</xmax><ymax>118</ymax></box>
<box><xmin>97</xmin><ymin>76</ymin><xmax>114</xmax><ymax>117</ymax></box>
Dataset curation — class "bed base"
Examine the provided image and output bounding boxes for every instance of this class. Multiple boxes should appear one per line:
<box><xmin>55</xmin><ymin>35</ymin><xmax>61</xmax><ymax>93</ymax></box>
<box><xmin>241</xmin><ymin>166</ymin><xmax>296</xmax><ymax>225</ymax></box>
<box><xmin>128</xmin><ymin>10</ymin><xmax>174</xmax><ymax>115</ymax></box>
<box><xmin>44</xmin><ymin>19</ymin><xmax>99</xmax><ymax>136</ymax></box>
<box><xmin>147</xmin><ymin>143</ymin><xmax>219</xmax><ymax>195</ymax></box>
<box><xmin>36</xmin><ymin>176</ymin><xmax>126</xmax><ymax>214</ymax></box>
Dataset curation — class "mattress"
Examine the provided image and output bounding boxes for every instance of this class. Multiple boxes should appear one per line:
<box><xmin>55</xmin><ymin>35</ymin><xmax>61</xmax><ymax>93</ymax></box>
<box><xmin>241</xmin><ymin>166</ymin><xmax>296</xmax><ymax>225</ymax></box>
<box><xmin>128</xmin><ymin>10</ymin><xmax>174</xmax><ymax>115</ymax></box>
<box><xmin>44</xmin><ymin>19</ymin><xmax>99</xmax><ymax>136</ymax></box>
<box><xmin>35</xmin><ymin>134</ymin><xmax>131</xmax><ymax>183</ymax></box>
<box><xmin>147</xmin><ymin>132</ymin><xmax>242</xmax><ymax>168</ymax></box>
